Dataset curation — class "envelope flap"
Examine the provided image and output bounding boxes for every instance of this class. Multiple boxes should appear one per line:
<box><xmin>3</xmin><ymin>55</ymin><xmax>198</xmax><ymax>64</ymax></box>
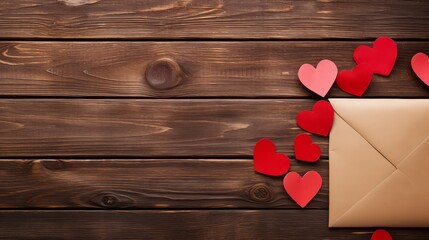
<box><xmin>330</xmin><ymin>170</ymin><xmax>429</xmax><ymax>227</ymax></box>
<box><xmin>329</xmin><ymin>111</ymin><xmax>396</xmax><ymax>227</ymax></box>
<box><xmin>397</xmin><ymin>137</ymin><xmax>429</xmax><ymax>184</ymax></box>
<box><xmin>329</xmin><ymin>99</ymin><xmax>429</xmax><ymax>166</ymax></box>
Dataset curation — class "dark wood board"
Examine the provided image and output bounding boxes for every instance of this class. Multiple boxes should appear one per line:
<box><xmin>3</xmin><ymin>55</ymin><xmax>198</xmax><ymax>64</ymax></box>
<box><xmin>0</xmin><ymin>0</ymin><xmax>429</xmax><ymax>39</ymax></box>
<box><xmin>0</xmin><ymin>42</ymin><xmax>428</xmax><ymax>97</ymax></box>
<box><xmin>0</xmin><ymin>99</ymin><xmax>326</xmax><ymax>157</ymax></box>
<box><xmin>0</xmin><ymin>210</ymin><xmax>428</xmax><ymax>240</ymax></box>
<box><xmin>1</xmin><ymin>1</ymin><xmax>429</xmax><ymax>238</ymax></box>
<box><xmin>0</xmin><ymin>159</ymin><xmax>328</xmax><ymax>209</ymax></box>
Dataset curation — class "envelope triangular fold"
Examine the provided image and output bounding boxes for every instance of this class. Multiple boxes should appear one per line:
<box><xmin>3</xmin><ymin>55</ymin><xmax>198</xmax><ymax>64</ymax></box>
<box><xmin>329</xmin><ymin>111</ymin><xmax>396</xmax><ymax>227</ymax></box>
<box><xmin>329</xmin><ymin>99</ymin><xmax>429</xmax><ymax>227</ymax></box>
<box><xmin>397</xmin><ymin>137</ymin><xmax>429</xmax><ymax>185</ymax></box>
<box><xmin>329</xmin><ymin>99</ymin><xmax>429</xmax><ymax>166</ymax></box>
<box><xmin>330</xmin><ymin>170</ymin><xmax>429</xmax><ymax>227</ymax></box>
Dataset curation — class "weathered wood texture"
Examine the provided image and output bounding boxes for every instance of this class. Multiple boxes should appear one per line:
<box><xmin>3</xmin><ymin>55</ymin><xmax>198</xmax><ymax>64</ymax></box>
<box><xmin>0</xmin><ymin>99</ymin><xmax>327</xmax><ymax>157</ymax></box>
<box><xmin>0</xmin><ymin>0</ymin><xmax>429</xmax><ymax>39</ymax></box>
<box><xmin>0</xmin><ymin>42</ymin><xmax>428</xmax><ymax>97</ymax></box>
<box><xmin>0</xmin><ymin>210</ymin><xmax>428</xmax><ymax>240</ymax></box>
<box><xmin>0</xmin><ymin>159</ymin><xmax>328</xmax><ymax>209</ymax></box>
<box><xmin>1</xmin><ymin>1</ymin><xmax>429</xmax><ymax>239</ymax></box>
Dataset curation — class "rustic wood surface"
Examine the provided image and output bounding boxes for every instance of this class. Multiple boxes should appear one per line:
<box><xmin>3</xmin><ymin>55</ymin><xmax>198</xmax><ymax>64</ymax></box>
<box><xmin>0</xmin><ymin>159</ymin><xmax>328</xmax><ymax>209</ymax></box>
<box><xmin>0</xmin><ymin>0</ymin><xmax>429</xmax><ymax>39</ymax></box>
<box><xmin>0</xmin><ymin>210</ymin><xmax>429</xmax><ymax>240</ymax></box>
<box><xmin>1</xmin><ymin>0</ymin><xmax>429</xmax><ymax>239</ymax></box>
<box><xmin>0</xmin><ymin>99</ymin><xmax>327</xmax><ymax>157</ymax></box>
<box><xmin>0</xmin><ymin>42</ymin><xmax>428</xmax><ymax>97</ymax></box>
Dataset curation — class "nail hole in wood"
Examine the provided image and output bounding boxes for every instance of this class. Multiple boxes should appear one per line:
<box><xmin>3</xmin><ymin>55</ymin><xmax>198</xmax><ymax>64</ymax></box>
<box><xmin>101</xmin><ymin>195</ymin><xmax>119</xmax><ymax>207</ymax></box>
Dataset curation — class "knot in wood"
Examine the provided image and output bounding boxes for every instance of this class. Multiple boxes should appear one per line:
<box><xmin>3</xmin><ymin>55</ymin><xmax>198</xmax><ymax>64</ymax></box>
<box><xmin>40</xmin><ymin>160</ymin><xmax>63</xmax><ymax>170</ymax></box>
<box><xmin>145</xmin><ymin>58</ymin><xmax>183</xmax><ymax>90</ymax></box>
<box><xmin>101</xmin><ymin>194</ymin><xmax>119</xmax><ymax>207</ymax></box>
<box><xmin>249</xmin><ymin>183</ymin><xmax>272</xmax><ymax>202</ymax></box>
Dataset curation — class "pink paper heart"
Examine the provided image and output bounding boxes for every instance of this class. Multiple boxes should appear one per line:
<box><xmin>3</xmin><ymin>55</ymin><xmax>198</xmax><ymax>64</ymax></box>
<box><xmin>298</xmin><ymin>60</ymin><xmax>338</xmax><ymax>97</ymax></box>
<box><xmin>411</xmin><ymin>52</ymin><xmax>429</xmax><ymax>86</ymax></box>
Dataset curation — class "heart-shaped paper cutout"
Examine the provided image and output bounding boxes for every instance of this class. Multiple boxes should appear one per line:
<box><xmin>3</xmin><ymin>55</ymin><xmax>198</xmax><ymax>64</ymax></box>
<box><xmin>353</xmin><ymin>37</ymin><xmax>397</xmax><ymax>76</ymax></box>
<box><xmin>298</xmin><ymin>59</ymin><xmax>338</xmax><ymax>97</ymax></box>
<box><xmin>253</xmin><ymin>138</ymin><xmax>290</xmax><ymax>176</ymax></box>
<box><xmin>411</xmin><ymin>52</ymin><xmax>429</xmax><ymax>86</ymax></box>
<box><xmin>336</xmin><ymin>63</ymin><xmax>374</xmax><ymax>96</ymax></box>
<box><xmin>283</xmin><ymin>171</ymin><xmax>322</xmax><ymax>208</ymax></box>
<box><xmin>296</xmin><ymin>100</ymin><xmax>334</xmax><ymax>137</ymax></box>
<box><xmin>371</xmin><ymin>229</ymin><xmax>393</xmax><ymax>240</ymax></box>
<box><xmin>294</xmin><ymin>134</ymin><xmax>321</xmax><ymax>162</ymax></box>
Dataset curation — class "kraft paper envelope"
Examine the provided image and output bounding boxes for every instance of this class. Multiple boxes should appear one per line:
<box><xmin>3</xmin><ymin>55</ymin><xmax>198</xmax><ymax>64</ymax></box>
<box><xmin>329</xmin><ymin>99</ymin><xmax>429</xmax><ymax>227</ymax></box>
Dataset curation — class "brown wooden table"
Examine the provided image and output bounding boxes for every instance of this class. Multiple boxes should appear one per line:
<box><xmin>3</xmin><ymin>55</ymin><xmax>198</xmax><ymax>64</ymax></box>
<box><xmin>0</xmin><ymin>1</ymin><xmax>428</xmax><ymax>239</ymax></box>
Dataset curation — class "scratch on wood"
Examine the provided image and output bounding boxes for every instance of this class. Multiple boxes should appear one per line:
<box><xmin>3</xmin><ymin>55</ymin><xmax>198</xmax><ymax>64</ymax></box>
<box><xmin>269</xmin><ymin>5</ymin><xmax>294</xmax><ymax>13</ymax></box>
<box><xmin>58</xmin><ymin>0</ymin><xmax>100</xmax><ymax>7</ymax></box>
<box><xmin>317</xmin><ymin>10</ymin><xmax>332</xmax><ymax>14</ymax></box>
<box><xmin>144</xmin><ymin>0</ymin><xmax>193</xmax><ymax>12</ymax></box>
<box><xmin>219</xmin><ymin>122</ymin><xmax>250</xmax><ymax>137</ymax></box>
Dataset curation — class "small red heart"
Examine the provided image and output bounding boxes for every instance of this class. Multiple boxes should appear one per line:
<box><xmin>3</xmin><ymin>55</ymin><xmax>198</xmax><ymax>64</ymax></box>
<box><xmin>296</xmin><ymin>100</ymin><xmax>334</xmax><ymax>137</ymax></box>
<box><xmin>294</xmin><ymin>134</ymin><xmax>321</xmax><ymax>162</ymax></box>
<box><xmin>336</xmin><ymin>63</ymin><xmax>374</xmax><ymax>97</ymax></box>
<box><xmin>411</xmin><ymin>52</ymin><xmax>429</xmax><ymax>86</ymax></box>
<box><xmin>371</xmin><ymin>229</ymin><xmax>393</xmax><ymax>240</ymax></box>
<box><xmin>353</xmin><ymin>37</ymin><xmax>397</xmax><ymax>76</ymax></box>
<box><xmin>253</xmin><ymin>138</ymin><xmax>290</xmax><ymax>176</ymax></box>
<box><xmin>298</xmin><ymin>59</ymin><xmax>338</xmax><ymax>97</ymax></box>
<box><xmin>283</xmin><ymin>171</ymin><xmax>322</xmax><ymax>208</ymax></box>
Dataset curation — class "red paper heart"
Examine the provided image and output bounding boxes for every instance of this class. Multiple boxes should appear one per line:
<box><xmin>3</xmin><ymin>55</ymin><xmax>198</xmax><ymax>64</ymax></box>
<box><xmin>283</xmin><ymin>171</ymin><xmax>322</xmax><ymax>208</ymax></box>
<box><xmin>411</xmin><ymin>52</ymin><xmax>429</xmax><ymax>86</ymax></box>
<box><xmin>298</xmin><ymin>59</ymin><xmax>338</xmax><ymax>97</ymax></box>
<box><xmin>353</xmin><ymin>37</ymin><xmax>397</xmax><ymax>76</ymax></box>
<box><xmin>336</xmin><ymin>63</ymin><xmax>374</xmax><ymax>96</ymax></box>
<box><xmin>294</xmin><ymin>134</ymin><xmax>321</xmax><ymax>162</ymax></box>
<box><xmin>253</xmin><ymin>138</ymin><xmax>290</xmax><ymax>176</ymax></box>
<box><xmin>371</xmin><ymin>229</ymin><xmax>393</xmax><ymax>240</ymax></box>
<box><xmin>296</xmin><ymin>100</ymin><xmax>334</xmax><ymax>137</ymax></box>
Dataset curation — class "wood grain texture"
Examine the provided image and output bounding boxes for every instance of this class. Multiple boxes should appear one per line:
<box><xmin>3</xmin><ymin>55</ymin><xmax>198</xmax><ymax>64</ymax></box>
<box><xmin>1</xmin><ymin>2</ymin><xmax>428</xmax><ymax>238</ymax></box>
<box><xmin>0</xmin><ymin>210</ymin><xmax>428</xmax><ymax>240</ymax></box>
<box><xmin>0</xmin><ymin>0</ymin><xmax>429</xmax><ymax>39</ymax></box>
<box><xmin>0</xmin><ymin>42</ymin><xmax>428</xmax><ymax>97</ymax></box>
<box><xmin>0</xmin><ymin>99</ymin><xmax>326</xmax><ymax>157</ymax></box>
<box><xmin>0</xmin><ymin>159</ymin><xmax>328</xmax><ymax>209</ymax></box>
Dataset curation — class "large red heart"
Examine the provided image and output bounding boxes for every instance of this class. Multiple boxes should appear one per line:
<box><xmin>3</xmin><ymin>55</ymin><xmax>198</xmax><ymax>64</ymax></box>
<box><xmin>411</xmin><ymin>52</ymin><xmax>429</xmax><ymax>86</ymax></box>
<box><xmin>283</xmin><ymin>171</ymin><xmax>322</xmax><ymax>208</ymax></box>
<box><xmin>353</xmin><ymin>37</ymin><xmax>397</xmax><ymax>76</ymax></box>
<box><xmin>253</xmin><ymin>138</ymin><xmax>290</xmax><ymax>176</ymax></box>
<box><xmin>371</xmin><ymin>229</ymin><xmax>393</xmax><ymax>240</ymax></box>
<box><xmin>336</xmin><ymin>63</ymin><xmax>374</xmax><ymax>97</ymax></box>
<box><xmin>296</xmin><ymin>100</ymin><xmax>334</xmax><ymax>137</ymax></box>
<box><xmin>294</xmin><ymin>134</ymin><xmax>321</xmax><ymax>162</ymax></box>
<box><xmin>298</xmin><ymin>59</ymin><xmax>338</xmax><ymax>97</ymax></box>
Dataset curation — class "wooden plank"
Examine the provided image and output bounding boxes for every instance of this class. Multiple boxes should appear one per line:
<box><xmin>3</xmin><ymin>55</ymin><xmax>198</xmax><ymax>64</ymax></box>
<box><xmin>0</xmin><ymin>99</ymin><xmax>325</xmax><ymax>157</ymax></box>
<box><xmin>0</xmin><ymin>159</ymin><xmax>328</xmax><ymax>209</ymax></box>
<box><xmin>0</xmin><ymin>1</ymin><xmax>429</xmax><ymax>39</ymax></box>
<box><xmin>0</xmin><ymin>42</ymin><xmax>428</xmax><ymax>97</ymax></box>
<box><xmin>0</xmin><ymin>210</ymin><xmax>428</xmax><ymax>239</ymax></box>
